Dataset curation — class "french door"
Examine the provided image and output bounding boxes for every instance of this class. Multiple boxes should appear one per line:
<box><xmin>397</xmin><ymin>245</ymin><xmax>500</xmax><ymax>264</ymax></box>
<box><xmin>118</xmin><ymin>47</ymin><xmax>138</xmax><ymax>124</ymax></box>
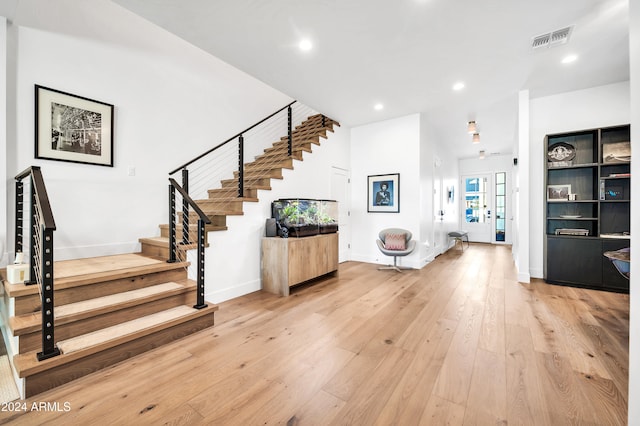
<box><xmin>461</xmin><ymin>174</ymin><xmax>492</xmax><ymax>243</ymax></box>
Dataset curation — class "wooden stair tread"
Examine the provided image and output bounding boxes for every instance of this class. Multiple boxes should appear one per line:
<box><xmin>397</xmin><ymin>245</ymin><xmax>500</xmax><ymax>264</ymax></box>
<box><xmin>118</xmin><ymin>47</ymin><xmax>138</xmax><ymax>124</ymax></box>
<box><xmin>10</xmin><ymin>282</ymin><xmax>188</xmax><ymax>335</ymax></box>
<box><xmin>138</xmin><ymin>237</ymin><xmax>201</xmax><ymax>249</ymax></box>
<box><xmin>57</xmin><ymin>305</ymin><xmax>199</xmax><ymax>354</ymax></box>
<box><xmin>5</xmin><ymin>254</ymin><xmax>189</xmax><ymax>297</ymax></box>
<box><xmin>14</xmin><ymin>303</ymin><xmax>218</xmax><ymax>378</ymax></box>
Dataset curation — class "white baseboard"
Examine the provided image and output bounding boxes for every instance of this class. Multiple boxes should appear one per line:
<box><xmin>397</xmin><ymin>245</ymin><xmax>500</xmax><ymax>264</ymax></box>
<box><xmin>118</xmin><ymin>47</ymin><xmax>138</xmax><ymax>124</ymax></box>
<box><xmin>529</xmin><ymin>268</ymin><xmax>544</xmax><ymax>279</ymax></box>
<box><xmin>206</xmin><ymin>279</ymin><xmax>262</xmax><ymax>304</ymax></box>
<box><xmin>517</xmin><ymin>272</ymin><xmax>531</xmax><ymax>283</ymax></box>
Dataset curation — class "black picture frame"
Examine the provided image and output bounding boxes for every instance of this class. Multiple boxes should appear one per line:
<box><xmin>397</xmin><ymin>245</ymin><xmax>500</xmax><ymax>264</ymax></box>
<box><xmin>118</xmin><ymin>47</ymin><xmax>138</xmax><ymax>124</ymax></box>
<box><xmin>368</xmin><ymin>173</ymin><xmax>400</xmax><ymax>213</ymax></box>
<box><xmin>35</xmin><ymin>85</ymin><xmax>114</xmax><ymax>167</ymax></box>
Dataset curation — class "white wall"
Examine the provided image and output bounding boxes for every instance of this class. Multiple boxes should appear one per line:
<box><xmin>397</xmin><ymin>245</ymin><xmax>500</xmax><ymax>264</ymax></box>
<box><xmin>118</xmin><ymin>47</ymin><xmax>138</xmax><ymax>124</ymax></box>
<box><xmin>529</xmin><ymin>82</ymin><xmax>630</xmax><ymax>279</ymax></box>
<box><xmin>350</xmin><ymin>114</ymin><xmax>423</xmax><ymax>268</ymax></box>
<box><xmin>515</xmin><ymin>90</ymin><xmax>530</xmax><ymax>282</ymax></box>
<box><xmin>0</xmin><ymin>16</ymin><xmax>6</xmax><ymax>265</ymax></box>
<box><xmin>628</xmin><ymin>0</ymin><xmax>639</xmax><ymax>421</ymax></box>
<box><xmin>204</xmin><ymin>124</ymin><xmax>351</xmax><ymax>302</ymax></box>
<box><xmin>422</xmin><ymin>114</ymin><xmax>459</xmax><ymax>258</ymax></box>
<box><xmin>5</xmin><ymin>3</ymin><xmax>292</xmax><ymax>262</ymax></box>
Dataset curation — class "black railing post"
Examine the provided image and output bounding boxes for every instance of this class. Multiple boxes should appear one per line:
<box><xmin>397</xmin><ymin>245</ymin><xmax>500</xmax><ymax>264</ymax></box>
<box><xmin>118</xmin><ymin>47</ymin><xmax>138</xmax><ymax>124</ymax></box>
<box><xmin>238</xmin><ymin>135</ymin><xmax>244</xmax><ymax>198</ymax></box>
<box><xmin>193</xmin><ymin>218</ymin><xmax>208</xmax><ymax>310</ymax></box>
<box><xmin>168</xmin><ymin>184</ymin><xmax>177</xmax><ymax>263</ymax></box>
<box><xmin>26</xmin><ymin>176</ymin><xmax>37</xmax><ymax>285</ymax></box>
<box><xmin>287</xmin><ymin>105</ymin><xmax>293</xmax><ymax>156</ymax></box>
<box><xmin>181</xmin><ymin>168</ymin><xmax>190</xmax><ymax>246</ymax></box>
<box><xmin>37</xmin><ymin>226</ymin><xmax>60</xmax><ymax>361</ymax></box>
<box><xmin>15</xmin><ymin>180</ymin><xmax>24</xmax><ymax>255</ymax></box>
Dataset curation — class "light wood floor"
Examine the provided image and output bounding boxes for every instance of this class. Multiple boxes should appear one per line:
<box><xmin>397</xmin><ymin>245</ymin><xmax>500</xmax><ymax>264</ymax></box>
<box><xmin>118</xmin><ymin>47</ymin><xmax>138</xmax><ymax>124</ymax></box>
<box><xmin>0</xmin><ymin>244</ymin><xmax>629</xmax><ymax>425</ymax></box>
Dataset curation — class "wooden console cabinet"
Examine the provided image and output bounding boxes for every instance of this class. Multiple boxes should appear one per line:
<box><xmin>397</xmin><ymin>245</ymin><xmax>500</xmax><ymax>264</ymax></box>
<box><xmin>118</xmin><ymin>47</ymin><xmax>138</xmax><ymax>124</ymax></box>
<box><xmin>261</xmin><ymin>233</ymin><xmax>338</xmax><ymax>296</ymax></box>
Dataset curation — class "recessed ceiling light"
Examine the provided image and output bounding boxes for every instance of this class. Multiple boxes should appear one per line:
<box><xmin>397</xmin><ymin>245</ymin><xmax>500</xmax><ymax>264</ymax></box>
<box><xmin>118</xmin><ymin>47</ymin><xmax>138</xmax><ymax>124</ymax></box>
<box><xmin>561</xmin><ymin>54</ymin><xmax>578</xmax><ymax>64</ymax></box>
<box><xmin>374</xmin><ymin>103</ymin><xmax>384</xmax><ymax>111</ymax></box>
<box><xmin>299</xmin><ymin>39</ymin><xmax>313</xmax><ymax>51</ymax></box>
<box><xmin>452</xmin><ymin>82</ymin><xmax>465</xmax><ymax>91</ymax></box>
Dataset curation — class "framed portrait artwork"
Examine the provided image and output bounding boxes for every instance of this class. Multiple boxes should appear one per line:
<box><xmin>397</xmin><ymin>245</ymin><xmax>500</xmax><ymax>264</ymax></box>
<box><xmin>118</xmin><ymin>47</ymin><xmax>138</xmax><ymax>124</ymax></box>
<box><xmin>35</xmin><ymin>85</ymin><xmax>114</xmax><ymax>167</ymax></box>
<box><xmin>368</xmin><ymin>173</ymin><xmax>400</xmax><ymax>213</ymax></box>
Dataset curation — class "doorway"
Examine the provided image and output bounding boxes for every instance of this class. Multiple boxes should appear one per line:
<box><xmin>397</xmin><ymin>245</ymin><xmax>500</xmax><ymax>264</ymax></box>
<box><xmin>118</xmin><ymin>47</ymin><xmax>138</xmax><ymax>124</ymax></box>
<box><xmin>331</xmin><ymin>167</ymin><xmax>350</xmax><ymax>262</ymax></box>
<box><xmin>461</xmin><ymin>174</ymin><xmax>492</xmax><ymax>243</ymax></box>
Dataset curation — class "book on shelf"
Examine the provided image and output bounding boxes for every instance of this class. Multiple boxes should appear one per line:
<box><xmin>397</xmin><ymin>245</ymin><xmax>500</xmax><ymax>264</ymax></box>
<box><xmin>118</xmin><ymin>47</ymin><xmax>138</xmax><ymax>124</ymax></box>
<box><xmin>607</xmin><ymin>173</ymin><xmax>631</xmax><ymax>178</ymax></box>
<box><xmin>554</xmin><ymin>228</ymin><xmax>589</xmax><ymax>236</ymax></box>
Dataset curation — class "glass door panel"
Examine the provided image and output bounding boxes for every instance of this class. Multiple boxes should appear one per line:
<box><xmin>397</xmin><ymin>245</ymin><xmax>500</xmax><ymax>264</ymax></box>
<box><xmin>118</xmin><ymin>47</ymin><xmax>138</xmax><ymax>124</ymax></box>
<box><xmin>495</xmin><ymin>172</ymin><xmax>506</xmax><ymax>242</ymax></box>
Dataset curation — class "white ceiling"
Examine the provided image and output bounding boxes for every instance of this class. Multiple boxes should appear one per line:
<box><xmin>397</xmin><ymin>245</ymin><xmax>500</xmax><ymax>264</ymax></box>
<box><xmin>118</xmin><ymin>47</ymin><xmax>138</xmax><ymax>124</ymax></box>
<box><xmin>3</xmin><ymin>0</ymin><xmax>630</xmax><ymax>159</ymax></box>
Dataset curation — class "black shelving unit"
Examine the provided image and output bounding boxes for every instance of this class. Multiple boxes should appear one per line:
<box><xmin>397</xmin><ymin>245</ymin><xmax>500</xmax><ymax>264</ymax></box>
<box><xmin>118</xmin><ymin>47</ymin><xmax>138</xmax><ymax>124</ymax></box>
<box><xmin>544</xmin><ymin>124</ymin><xmax>630</xmax><ymax>292</ymax></box>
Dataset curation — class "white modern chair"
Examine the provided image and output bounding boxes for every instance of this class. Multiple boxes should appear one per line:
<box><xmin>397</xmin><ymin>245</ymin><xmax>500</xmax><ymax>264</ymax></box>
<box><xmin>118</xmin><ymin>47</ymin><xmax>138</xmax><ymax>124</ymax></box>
<box><xmin>376</xmin><ymin>228</ymin><xmax>416</xmax><ymax>272</ymax></box>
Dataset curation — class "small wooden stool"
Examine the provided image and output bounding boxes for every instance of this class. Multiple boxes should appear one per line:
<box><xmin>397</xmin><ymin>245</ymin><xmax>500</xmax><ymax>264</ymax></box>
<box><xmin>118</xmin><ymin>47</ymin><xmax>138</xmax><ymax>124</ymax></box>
<box><xmin>448</xmin><ymin>231</ymin><xmax>469</xmax><ymax>251</ymax></box>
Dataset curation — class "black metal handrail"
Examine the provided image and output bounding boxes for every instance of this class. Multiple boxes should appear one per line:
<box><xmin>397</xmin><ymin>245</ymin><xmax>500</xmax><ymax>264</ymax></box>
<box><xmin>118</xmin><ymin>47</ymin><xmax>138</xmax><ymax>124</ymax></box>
<box><xmin>169</xmin><ymin>100</ymin><xmax>296</xmax><ymax>176</ymax></box>
<box><xmin>168</xmin><ymin>178</ymin><xmax>211</xmax><ymax>309</ymax></box>
<box><xmin>14</xmin><ymin>166</ymin><xmax>60</xmax><ymax>361</ymax></box>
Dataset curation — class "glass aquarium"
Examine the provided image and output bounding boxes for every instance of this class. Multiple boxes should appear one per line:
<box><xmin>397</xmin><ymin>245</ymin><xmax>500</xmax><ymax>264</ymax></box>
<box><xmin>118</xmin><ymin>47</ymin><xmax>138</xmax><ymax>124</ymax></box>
<box><xmin>317</xmin><ymin>200</ymin><xmax>339</xmax><ymax>234</ymax></box>
<box><xmin>271</xmin><ymin>199</ymin><xmax>338</xmax><ymax>237</ymax></box>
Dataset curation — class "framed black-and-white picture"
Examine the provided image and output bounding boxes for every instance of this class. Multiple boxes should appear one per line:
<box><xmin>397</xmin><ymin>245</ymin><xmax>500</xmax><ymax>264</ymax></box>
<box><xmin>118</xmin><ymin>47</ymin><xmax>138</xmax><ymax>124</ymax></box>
<box><xmin>547</xmin><ymin>184</ymin><xmax>571</xmax><ymax>201</ymax></box>
<box><xmin>368</xmin><ymin>173</ymin><xmax>400</xmax><ymax>213</ymax></box>
<box><xmin>35</xmin><ymin>85</ymin><xmax>114</xmax><ymax>167</ymax></box>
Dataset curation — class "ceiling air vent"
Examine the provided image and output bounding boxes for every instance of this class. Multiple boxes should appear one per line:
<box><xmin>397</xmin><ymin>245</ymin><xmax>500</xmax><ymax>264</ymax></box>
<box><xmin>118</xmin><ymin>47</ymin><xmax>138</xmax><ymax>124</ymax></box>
<box><xmin>531</xmin><ymin>25</ymin><xmax>573</xmax><ymax>50</ymax></box>
<box><xmin>532</xmin><ymin>33</ymin><xmax>551</xmax><ymax>49</ymax></box>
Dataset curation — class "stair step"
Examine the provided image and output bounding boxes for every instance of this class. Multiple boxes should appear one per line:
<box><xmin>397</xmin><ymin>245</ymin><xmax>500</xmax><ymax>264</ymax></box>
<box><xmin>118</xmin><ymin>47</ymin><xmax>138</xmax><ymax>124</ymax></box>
<box><xmin>5</xmin><ymin>254</ymin><xmax>190</xmax><ymax>316</ymax></box>
<box><xmin>10</xmin><ymin>282</ymin><xmax>187</xmax><ymax>336</ymax></box>
<box><xmin>14</xmin><ymin>303</ymin><xmax>217</xmax><ymax>397</ymax></box>
<box><xmin>194</xmin><ymin>198</ymin><xmax>245</xmax><ymax>213</ymax></box>
<box><xmin>205</xmin><ymin>192</ymin><xmax>259</xmax><ymax>203</ymax></box>
<box><xmin>208</xmin><ymin>187</ymin><xmax>268</xmax><ymax>199</ymax></box>
<box><xmin>57</xmin><ymin>305</ymin><xmax>199</xmax><ymax>354</ymax></box>
<box><xmin>253</xmin><ymin>150</ymin><xmax>303</xmax><ymax>163</ymax></box>
<box><xmin>221</xmin><ymin>177</ymin><xmax>273</xmax><ymax>188</ymax></box>
<box><xmin>245</xmin><ymin>157</ymin><xmax>294</xmax><ymax>171</ymax></box>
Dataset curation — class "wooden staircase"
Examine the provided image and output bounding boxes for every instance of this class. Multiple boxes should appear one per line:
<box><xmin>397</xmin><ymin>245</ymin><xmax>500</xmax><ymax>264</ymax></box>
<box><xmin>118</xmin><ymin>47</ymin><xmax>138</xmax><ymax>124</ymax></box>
<box><xmin>139</xmin><ymin>113</ymin><xmax>340</xmax><ymax>258</ymax></box>
<box><xmin>1</xmin><ymin>112</ymin><xmax>338</xmax><ymax>399</ymax></box>
<box><xmin>2</xmin><ymin>254</ymin><xmax>217</xmax><ymax>397</ymax></box>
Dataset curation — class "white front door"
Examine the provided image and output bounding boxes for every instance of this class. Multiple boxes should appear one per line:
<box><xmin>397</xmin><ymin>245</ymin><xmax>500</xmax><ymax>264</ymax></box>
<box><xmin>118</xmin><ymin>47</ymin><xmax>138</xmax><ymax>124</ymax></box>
<box><xmin>461</xmin><ymin>174</ymin><xmax>492</xmax><ymax>243</ymax></box>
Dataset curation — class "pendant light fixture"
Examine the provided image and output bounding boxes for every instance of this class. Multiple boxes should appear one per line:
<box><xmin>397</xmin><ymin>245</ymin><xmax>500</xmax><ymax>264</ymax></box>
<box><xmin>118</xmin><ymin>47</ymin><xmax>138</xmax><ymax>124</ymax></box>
<box><xmin>472</xmin><ymin>133</ymin><xmax>480</xmax><ymax>144</ymax></box>
<box><xmin>467</xmin><ymin>121</ymin><xmax>477</xmax><ymax>133</ymax></box>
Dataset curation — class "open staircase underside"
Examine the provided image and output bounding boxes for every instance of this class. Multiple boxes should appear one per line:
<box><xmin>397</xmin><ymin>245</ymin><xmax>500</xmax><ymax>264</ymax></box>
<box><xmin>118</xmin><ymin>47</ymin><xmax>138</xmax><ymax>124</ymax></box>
<box><xmin>2</xmin><ymin>112</ymin><xmax>338</xmax><ymax>398</ymax></box>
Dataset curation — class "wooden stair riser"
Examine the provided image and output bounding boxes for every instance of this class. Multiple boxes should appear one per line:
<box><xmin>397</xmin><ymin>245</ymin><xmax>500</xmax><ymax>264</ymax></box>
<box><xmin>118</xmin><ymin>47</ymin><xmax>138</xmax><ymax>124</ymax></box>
<box><xmin>221</xmin><ymin>177</ymin><xmax>272</xmax><ymax>189</ymax></box>
<box><xmin>245</xmin><ymin>157</ymin><xmax>294</xmax><ymax>171</ymax></box>
<box><xmin>195</xmin><ymin>198</ymin><xmax>246</xmax><ymax>213</ymax></box>
<box><xmin>263</xmin><ymin>142</ymin><xmax>312</xmax><ymax>156</ymax></box>
<box><xmin>21</xmin><ymin>309</ymin><xmax>216</xmax><ymax>398</ymax></box>
<box><xmin>232</xmin><ymin>168</ymin><xmax>283</xmax><ymax>181</ymax></box>
<box><xmin>208</xmin><ymin>187</ymin><xmax>263</xmax><ymax>199</ymax></box>
<box><xmin>12</xmin><ymin>268</ymin><xmax>188</xmax><ymax>316</ymax></box>
<box><xmin>17</xmin><ymin>290</ymin><xmax>195</xmax><ymax>353</ymax></box>
<box><xmin>140</xmin><ymin>242</ymin><xmax>192</xmax><ymax>260</ymax></box>
<box><xmin>159</xmin><ymin>224</ymin><xmax>227</xmax><ymax>241</ymax></box>
<box><xmin>279</xmin><ymin>132</ymin><xmax>324</xmax><ymax>145</ymax></box>
<box><xmin>253</xmin><ymin>150</ymin><xmax>303</xmax><ymax>163</ymax></box>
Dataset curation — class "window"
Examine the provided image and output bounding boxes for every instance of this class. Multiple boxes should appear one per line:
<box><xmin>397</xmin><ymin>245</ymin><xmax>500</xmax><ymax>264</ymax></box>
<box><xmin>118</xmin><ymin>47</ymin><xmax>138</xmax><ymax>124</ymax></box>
<box><xmin>495</xmin><ymin>172</ymin><xmax>506</xmax><ymax>241</ymax></box>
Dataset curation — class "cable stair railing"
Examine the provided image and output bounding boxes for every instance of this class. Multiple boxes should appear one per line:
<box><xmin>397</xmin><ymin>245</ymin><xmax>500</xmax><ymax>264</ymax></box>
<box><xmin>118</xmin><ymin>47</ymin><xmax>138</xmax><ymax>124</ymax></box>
<box><xmin>166</xmin><ymin>100</ymin><xmax>339</xmax><ymax>283</ymax></box>
<box><xmin>14</xmin><ymin>166</ymin><xmax>60</xmax><ymax>361</ymax></box>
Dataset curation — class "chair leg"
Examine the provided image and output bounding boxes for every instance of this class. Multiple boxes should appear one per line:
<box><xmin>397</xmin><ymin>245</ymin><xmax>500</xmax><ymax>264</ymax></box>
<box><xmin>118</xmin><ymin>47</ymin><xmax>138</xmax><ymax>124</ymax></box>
<box><xmin>378</xmin><ymin>256</ymin><xmax>413</xmax><ymax>272</ymax></box>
